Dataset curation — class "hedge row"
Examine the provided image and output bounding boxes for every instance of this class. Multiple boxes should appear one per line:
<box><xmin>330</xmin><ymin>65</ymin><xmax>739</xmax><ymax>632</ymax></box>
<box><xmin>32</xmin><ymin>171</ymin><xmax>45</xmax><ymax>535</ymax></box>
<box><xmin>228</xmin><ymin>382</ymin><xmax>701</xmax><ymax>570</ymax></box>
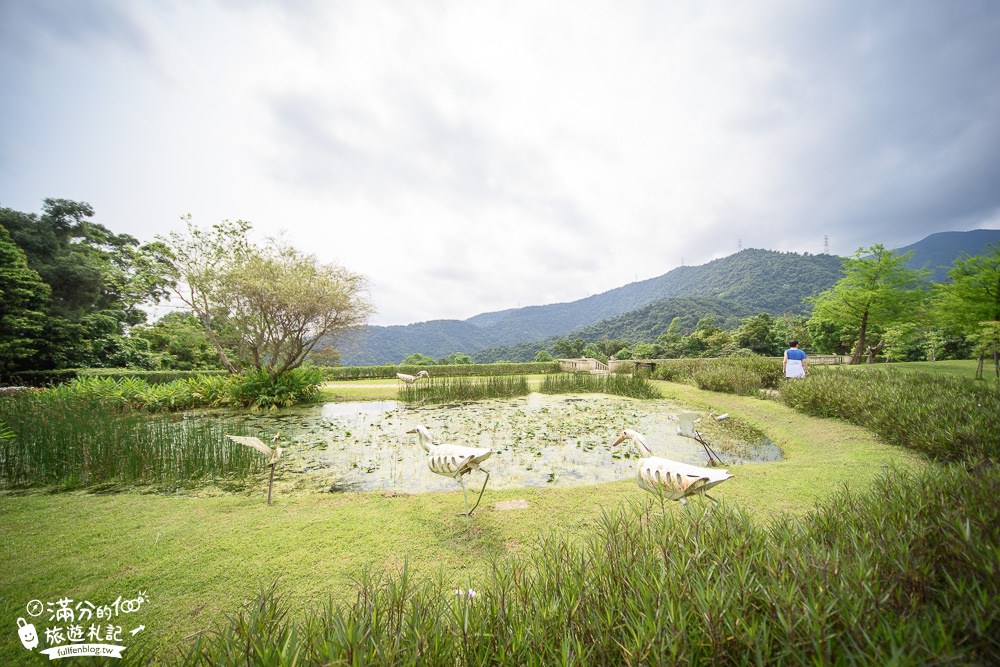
<box><xmin>321</xmin><ymin>362</ymin><xmax>562</xmax><ymax>380</ymax></box>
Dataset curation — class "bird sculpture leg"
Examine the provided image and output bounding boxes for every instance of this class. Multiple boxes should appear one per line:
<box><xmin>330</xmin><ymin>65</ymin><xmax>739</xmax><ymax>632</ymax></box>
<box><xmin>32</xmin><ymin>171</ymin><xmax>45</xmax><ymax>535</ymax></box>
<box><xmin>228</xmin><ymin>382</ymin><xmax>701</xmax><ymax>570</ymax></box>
<box><xmin>465</xmin><ymin>468</ymin><xmax>491</xmax><ymax>517</ymax></box>
<box><xmin>693</xmin><ymin>431</ymin><xmax>724</xmax><ymax>467</ymax></box>
<box><xmin>267</xmin><ymin>463</ymin><xmax>276</xmax><ymax>506</ymax></box>
<box><xmin>458</xmin><ymin>475</ymin><xmax>470</xmax><ymax>517</ymax></box>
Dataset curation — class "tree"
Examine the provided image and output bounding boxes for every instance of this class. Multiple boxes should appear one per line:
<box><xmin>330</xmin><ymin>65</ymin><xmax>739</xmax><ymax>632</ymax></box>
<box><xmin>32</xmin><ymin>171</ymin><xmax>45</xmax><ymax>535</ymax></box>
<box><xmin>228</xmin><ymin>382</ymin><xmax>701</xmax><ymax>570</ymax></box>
<box><xmin>0</xmin><ymin>225</ymin><xmax>50</xmax><ymax>376</ymax></box>
<box><xmin>734</xmin><ymin>313</ymin><xmax>781</xmax><ymax>356</ymax></box>
<box><xmin>1</xmin><ymin>199</ymin><xmax>171</xmax><ymax>370</ymax></box>
<box><xmin>808</xmin><ymin>244</ymin><xmax>927</xmax><ymax>364</ymax></box>
<box><xmin>402</xmin><ymin>353</ymin><xmax>436</xmax><ymax>366</ymax></box>
<box><xmin>934</xmin><ymin>243</ymin><xmax>1000</xmax><ymax>378</ymax></box>
<box><xmin>132</xmin><ymin>312</ymin><xmax>225</xmax><ymax>370</ymax></box>
<box><xmin>153</xmin><ymin>218</ymin><xmax>373</xmax><ymax>377</ymax></box>
<box><xmin>533</xmin><ymin>350</ymin><xmax>554</xmax><ymax>362</ymax></box>
<box><xmin>440</xmin><ymin>353</ymin><xmax>473</xmax><ymax>365</ymax></box>
<box><xmin>553</xmin><ymin>338</ymin><xmax>586</xmax><ymax>358</ymax></box>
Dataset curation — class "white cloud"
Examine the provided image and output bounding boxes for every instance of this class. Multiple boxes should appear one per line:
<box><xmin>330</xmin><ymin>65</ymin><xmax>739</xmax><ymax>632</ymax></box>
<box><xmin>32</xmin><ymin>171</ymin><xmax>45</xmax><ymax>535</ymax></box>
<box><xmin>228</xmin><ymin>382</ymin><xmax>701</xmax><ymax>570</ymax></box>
<box><xmin>2</xmin><ymin>0</ymin><xmax>999</xmax><ymax>325</ymax></box>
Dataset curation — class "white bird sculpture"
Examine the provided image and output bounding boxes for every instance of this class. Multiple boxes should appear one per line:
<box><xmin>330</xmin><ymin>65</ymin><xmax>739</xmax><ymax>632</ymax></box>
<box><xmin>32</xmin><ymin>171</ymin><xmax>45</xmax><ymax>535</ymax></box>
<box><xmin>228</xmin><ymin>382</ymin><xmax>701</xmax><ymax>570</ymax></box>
<box><xmin>612</xmin><ymin>429</ymin><xmax>733</xmax><ymax>505</ymax></box>
<box><xmin>396</xmin><ymin>370</ymin><xmax>430</xmax><ymax>385</ymax></box>
<box><xmin>226</xmin><ymin>433</ymin><xmax>283</xmax><ymax>506</ymax></box>
<box><xmin>407</xmin><ymin>424</ymin><xmax>492</xmax><ymax>516</ymax></box>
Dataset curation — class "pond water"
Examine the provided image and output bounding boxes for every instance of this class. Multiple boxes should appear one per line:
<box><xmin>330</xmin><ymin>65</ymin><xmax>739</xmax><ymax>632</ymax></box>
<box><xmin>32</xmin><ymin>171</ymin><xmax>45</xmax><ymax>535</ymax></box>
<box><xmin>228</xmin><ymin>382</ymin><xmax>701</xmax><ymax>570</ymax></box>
<box><xmin>224</xmin><ymin>393</ymin><xmax>781</xmax><ymax>494</ymax></box>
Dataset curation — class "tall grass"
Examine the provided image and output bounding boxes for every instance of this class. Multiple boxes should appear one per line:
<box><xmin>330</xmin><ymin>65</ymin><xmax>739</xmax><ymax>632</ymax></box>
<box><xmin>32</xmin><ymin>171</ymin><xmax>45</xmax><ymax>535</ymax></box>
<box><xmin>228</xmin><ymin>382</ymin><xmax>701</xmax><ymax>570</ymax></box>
<box><xmin>397</xmin><ymin>375</ymin><xmax>531</xmax><ymax>403</ymax></box>
<box><xmin>781</xmin><ymin>367</ymin><xmax>1000</xmax><ymax>462</ymax></box>
<box><xmin>0</xmin><ymin>394</ymin><xmax>261</xmax><ymax>488</ymax></box>
<box><xmin>175</xmin><ymin>464</ymin><xmax>999</xmax><ymax>665</ymax></box>
<box><xmin>540</xmin><ymin>373</ymin><xmax>661</xmax><ymax>399</ymax></box>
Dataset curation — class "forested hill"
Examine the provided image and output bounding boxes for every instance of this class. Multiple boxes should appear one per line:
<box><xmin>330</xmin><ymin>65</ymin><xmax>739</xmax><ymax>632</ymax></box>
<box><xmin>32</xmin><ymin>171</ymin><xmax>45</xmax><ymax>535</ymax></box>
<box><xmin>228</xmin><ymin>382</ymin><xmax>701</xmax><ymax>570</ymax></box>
<box><xmin>897</xmin><ymin>229</ymin><xmax>1000</xmax><ymax>282</ymax></box>
<box><xmin>471</xmin><ymin>297</ymin><xmax>757</xmax><ymax>363</ymax></box>
<box><xmin>337</xmin><ymin>230</ymin><xmax>1000</xmax><ymax>365</ymax></box>
<box><xmin>339</xmin><ymin>249</ymin><xmax>843</xmax><ymax>365</ymax></box>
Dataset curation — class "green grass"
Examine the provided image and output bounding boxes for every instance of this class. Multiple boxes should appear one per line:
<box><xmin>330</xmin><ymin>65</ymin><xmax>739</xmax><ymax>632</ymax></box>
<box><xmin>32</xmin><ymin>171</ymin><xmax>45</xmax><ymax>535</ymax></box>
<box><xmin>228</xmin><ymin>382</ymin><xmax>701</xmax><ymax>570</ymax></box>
<box><xmin>0</xmin><ymin>383</ymin><xmax>923</xmax><ymax>663</ymax></box>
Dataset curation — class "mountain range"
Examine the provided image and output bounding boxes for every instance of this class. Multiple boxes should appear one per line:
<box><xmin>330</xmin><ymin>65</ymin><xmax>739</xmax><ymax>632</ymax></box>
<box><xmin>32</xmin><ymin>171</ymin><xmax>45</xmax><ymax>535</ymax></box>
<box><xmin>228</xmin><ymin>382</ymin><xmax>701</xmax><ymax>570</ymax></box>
<box><xmin>336</xmin><ymin>229</ymin><xmax>1000</xmax><ymax>365</ymax></box>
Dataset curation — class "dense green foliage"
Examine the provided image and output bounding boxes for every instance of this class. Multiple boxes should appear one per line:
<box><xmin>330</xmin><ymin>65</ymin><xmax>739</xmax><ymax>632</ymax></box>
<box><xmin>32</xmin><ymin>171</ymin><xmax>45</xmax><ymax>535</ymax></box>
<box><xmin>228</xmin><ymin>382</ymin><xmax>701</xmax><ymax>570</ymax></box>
<box><xmin>809</xmin><ymin>244</ymin><xmax>928</xmax><ymax>363</ymax></box>
<box><xmin>539</xmin><ymin>373</ymin><xmax>661</xmax><ymax>399</ymax></box>
<box><xmin>0</xmin><ymin>394</ymin><xmax>261</xmax><ymax>489</ymax></box>
<box><xmin>0</xmin><ymin>199</ymin><xmax>170</xmax><ymax>373</ymax></box>
<box><xmin>175</xmin><ymin>464</ymin><xmax>999</xmax><ymax>665</ymax></box>
<box><xmin>781</xmin><ymin>367</ymin><xmax>1000</xmax><ymax>462</ymax></box>
<box><xmin>0</xmin><ymin>225</ymin><xmax>50</xmax><ymax>375</ymax></box>
<box><xmin>397</xmin><ymin>375</ymin><xmax>531</xmax><ymax>403</ymax></box>
<box><xmin>130</xmin><ymin>312</ymin><xmax>226</xmax><ymax>370</ymax></box>
<box><xmin>636</xmin><ymin>357</ymin><xmax>785</xmax><ymax>389</ymax></box>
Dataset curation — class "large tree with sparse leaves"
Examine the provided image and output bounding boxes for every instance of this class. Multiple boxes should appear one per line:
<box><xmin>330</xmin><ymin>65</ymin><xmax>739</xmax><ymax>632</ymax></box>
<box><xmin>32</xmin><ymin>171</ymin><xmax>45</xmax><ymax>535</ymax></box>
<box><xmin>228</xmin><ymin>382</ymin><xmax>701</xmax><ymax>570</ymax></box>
<box><xmin>152</xmin><ymin>217</ymin><xmax>373</xmax><ymax>377</ymax></box>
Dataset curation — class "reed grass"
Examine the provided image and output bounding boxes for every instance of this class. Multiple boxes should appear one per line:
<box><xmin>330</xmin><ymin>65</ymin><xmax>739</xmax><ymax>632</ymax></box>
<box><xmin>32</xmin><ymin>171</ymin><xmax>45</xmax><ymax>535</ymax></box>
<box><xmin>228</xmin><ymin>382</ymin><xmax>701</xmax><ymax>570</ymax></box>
<box><xmin>397</xmin><ymin>375</ymin><xmax>531</xmax><ymax>403</ymax></box>
<box><xmin>0</xmin><ymin>394</ymin><xmax>261</xmax><ymax>489</ymax></box>
<box><xmin>539</xmin><ymin>373</ymin><xmax>661</xmax><ymax>399</ymax></box>
<box><xmin>173</xmin><ymin>463</ymin><xmax>1000</xmax><ymax>665</ymax></box>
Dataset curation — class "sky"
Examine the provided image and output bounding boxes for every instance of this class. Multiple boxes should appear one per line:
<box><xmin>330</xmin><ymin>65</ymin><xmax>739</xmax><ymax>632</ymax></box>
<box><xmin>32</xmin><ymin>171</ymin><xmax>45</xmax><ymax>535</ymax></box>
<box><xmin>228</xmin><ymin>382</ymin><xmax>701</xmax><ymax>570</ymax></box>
<box><xmin>2</xmin><ymin>1</ymin><xmax>999</xmax><ymax>326</ymax></box>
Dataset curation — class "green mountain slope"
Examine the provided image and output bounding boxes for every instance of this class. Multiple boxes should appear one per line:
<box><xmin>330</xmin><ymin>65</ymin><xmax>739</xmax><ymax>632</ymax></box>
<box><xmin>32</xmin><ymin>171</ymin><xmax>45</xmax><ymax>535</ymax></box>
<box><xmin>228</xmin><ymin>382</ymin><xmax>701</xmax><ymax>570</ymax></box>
<box><xmin>338</xmin><ymin>230</ymin><xmax>1000</xmax><ymax>365</ymax></box>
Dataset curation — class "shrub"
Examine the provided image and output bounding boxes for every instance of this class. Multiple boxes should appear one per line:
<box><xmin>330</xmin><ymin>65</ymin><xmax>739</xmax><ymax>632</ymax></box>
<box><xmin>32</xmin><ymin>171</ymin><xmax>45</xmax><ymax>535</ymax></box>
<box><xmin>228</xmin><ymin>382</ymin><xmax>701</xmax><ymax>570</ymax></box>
<box><xmin>323</xmin><ymin>362</ymin><xmax>561</xmax><ymax>380</ymax></box>
<box><xmin>692</xmin><ymin>365</ymin><xmax>762</xmax><ymax>395</ymax></box>
<box><xmin>228</xmin><ymin>367</ymin><xmax>323</xmax><ymax>410</ymax></box>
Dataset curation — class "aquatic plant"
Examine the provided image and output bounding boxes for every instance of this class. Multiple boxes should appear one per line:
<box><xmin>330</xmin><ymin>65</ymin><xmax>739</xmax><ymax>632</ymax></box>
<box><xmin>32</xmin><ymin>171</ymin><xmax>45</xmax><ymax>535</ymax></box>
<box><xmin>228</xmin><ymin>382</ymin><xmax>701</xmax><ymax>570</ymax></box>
<box><xmin>397</xmin><ymin>375</ymin><xmax>531</xmax><ymax>403</ymax></box>
<box><xmin>0</xmin><ymin>393</ymin><xmax>261</xmax><ymax>488</ymax></box>
<box><xmin>540</xmin><ymin>373</ymin><xmax>661</xmax><ymax>399</ymax></box>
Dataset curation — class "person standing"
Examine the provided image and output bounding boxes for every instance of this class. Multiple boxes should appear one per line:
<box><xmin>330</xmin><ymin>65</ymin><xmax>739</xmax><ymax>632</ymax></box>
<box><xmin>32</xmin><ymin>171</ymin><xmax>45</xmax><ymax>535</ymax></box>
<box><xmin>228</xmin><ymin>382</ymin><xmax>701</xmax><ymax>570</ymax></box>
<box><xmin>783</xmin><ymin>340</ymin><xmax>808</xmax><ymax>378</ymax></box>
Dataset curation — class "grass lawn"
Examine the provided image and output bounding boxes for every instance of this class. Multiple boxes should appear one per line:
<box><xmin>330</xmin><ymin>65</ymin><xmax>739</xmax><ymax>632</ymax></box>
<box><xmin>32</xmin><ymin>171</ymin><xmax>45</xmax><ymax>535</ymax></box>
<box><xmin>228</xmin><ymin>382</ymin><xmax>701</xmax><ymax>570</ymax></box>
<box><xmin>0</xmin><ymin>380</ymin><xmax>924</xmax><ymax>663</ymax></box>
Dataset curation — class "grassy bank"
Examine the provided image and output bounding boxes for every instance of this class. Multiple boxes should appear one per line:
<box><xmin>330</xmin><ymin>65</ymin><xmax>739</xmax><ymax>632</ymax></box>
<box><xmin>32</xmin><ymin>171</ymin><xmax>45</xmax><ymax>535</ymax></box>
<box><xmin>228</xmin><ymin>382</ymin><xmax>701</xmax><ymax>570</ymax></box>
<box><xmin>0</xmin><ymin>385</ymin><xmax>921</xmax><ymax>663</ymax></box>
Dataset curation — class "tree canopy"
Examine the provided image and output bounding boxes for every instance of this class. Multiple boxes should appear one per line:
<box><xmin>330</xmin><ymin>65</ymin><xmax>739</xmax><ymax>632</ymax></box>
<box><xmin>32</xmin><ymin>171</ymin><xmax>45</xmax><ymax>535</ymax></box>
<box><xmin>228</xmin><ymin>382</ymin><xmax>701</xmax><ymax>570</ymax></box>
<box><xmin>0</xmin><ymin>199</ymin><xmax>170</xmax><ymax>372</ymax></box>
<box><xmin>808</xmin><ymin>244</ymin><xmax>928</xmax><ymax>364</ymax></box>
<box><xmin>153</xmin><ymin>218</ymin><xmax>373</xmax><ymax>376</ymax></box>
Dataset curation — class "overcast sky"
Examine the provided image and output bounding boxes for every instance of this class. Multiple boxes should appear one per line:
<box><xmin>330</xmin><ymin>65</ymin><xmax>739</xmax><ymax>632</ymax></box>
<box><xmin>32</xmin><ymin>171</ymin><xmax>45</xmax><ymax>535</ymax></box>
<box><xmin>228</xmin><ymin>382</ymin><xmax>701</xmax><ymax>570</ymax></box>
<box><xmin>2</xmin><ymin>1</ymin><xmax>999</xmax><ymax>326</ymax></box>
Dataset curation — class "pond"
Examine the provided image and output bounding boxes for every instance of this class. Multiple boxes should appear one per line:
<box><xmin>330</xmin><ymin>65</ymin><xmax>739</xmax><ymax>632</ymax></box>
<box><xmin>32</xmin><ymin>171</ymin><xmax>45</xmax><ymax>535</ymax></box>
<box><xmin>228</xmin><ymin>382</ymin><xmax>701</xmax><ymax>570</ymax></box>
<box><xmin>226</xmin><ymin>393</ymin><xmax>781</xmax><ymax>494</ymax></box>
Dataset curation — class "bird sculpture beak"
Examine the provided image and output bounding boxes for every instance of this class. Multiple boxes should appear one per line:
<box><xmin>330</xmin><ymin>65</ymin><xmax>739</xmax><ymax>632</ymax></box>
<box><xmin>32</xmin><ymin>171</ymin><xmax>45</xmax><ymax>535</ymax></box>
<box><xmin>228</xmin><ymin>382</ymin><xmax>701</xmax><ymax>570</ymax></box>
<box><xmin>612</xmin><ymin>433</ymin><xmax>627</xmax><ymax>447</ymax></box>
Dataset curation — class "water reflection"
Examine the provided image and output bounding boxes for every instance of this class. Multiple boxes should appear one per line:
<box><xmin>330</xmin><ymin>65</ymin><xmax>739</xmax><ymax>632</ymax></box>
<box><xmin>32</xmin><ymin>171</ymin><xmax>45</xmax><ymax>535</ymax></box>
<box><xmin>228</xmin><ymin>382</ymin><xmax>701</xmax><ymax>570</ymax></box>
<box><xmin>228</xmin><ymin>394</ymin><xmax>781</xmax><ymax>494</ymax></box>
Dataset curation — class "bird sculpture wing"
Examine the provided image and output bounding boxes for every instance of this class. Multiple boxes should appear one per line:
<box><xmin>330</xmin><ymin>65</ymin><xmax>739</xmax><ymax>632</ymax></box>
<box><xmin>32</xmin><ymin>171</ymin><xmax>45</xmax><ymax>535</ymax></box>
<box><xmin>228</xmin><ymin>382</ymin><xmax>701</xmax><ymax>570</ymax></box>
<box><xmin>637</xmin><ymin>457</ymin><xmax>732</xmax><ymax>499</ymax></box>
<box><xmin>426</xmin><ymin>444</ymin><xmax>493</xmax><ymax>476</ymax></box>
<box><xmin>397</xmin><ymin>373</ymin><xmax>415</xmax><ymax>383</ymax></box>
<box><xmin>225</xmin><ymin>435</ymin><xmax>278</xmax><ymax>462</ymax></box>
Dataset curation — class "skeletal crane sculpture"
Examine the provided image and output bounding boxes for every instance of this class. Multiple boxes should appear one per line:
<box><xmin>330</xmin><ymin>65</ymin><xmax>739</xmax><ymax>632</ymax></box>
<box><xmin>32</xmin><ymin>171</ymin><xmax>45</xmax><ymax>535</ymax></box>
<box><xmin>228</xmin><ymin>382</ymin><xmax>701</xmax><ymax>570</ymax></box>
<box><xmin>675</xmin><ymin>412</ymin><xmax>724</xmax><ymax>466</ymax></box>
<box><xmin>407</xmin><ymin>425</ymin><xmax>492</xmax><ymax>516</ymax></box>
<box><xmin>612</xmin><ymin>429</ymin><xmax>732</xmax><ymax>504</ymax></box>
<box><xmin>225</xmin><ymin>433</ymin><xmax>283</xmax><ymax>505</ymax></box>
<box><xmin>396</xmin><ymin>370</ymin><xmax>430</xmax><ymax>384</ymax></box>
